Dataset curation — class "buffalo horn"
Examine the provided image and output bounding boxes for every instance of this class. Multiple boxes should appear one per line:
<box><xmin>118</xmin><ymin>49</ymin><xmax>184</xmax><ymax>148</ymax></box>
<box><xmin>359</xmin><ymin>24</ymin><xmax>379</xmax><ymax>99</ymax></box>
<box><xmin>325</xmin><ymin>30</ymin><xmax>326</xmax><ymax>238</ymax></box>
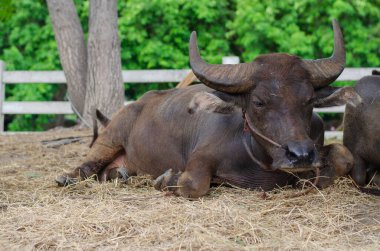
<box><xmin>189</xmin><ymin>32</ymin><xmax>255</xmax><ymax>93</ymax></box>
<box><xmin>302</xmin><ymin>20</ymin><xmax>346</xmax><ymax>89</ymax></box>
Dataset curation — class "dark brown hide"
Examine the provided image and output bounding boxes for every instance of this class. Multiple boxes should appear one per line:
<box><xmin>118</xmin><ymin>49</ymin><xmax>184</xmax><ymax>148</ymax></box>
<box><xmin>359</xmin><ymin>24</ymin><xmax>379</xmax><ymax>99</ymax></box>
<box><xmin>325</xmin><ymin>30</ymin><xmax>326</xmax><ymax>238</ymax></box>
<box><xmin>57</xmin><ymin>84</ymin><xmax>351</xmax><ymax>197</ymax></box>
<box><xmin>57</xmin><ymin>21</ymin><xmax>355</xmax><ymax>197</ymax></box>
<box><xmin>195</xmin><ymin>53</ymin><xmax>351</xmax><ymax>172</ymax></box>
<box><xmin>344</xmin><ymin>73</ymin><xmax>380</xmax><ymax>187</ymax></box>
<box><xmin>57</xmin><ymin>86</ymin><xmax>310</xmax><ymax>191</ymax></box>
<box><xmin>243</xmin><ymin>54</ymin><xmax>317</xmax><ymax>171</ymax></box>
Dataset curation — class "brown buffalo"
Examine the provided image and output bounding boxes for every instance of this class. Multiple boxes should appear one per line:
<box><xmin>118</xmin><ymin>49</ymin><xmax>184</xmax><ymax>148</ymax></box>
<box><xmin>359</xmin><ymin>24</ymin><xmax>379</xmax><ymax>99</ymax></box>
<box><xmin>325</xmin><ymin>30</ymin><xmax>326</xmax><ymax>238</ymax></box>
<box><xmin>56</xmin><ymin>20</ymin><xmax>359</xmax><ymax>198</ymax></box>
<box><xmin>344</xmin><ymin>70</ymin><xmax>380</xmax><ymax>186</ymax></box>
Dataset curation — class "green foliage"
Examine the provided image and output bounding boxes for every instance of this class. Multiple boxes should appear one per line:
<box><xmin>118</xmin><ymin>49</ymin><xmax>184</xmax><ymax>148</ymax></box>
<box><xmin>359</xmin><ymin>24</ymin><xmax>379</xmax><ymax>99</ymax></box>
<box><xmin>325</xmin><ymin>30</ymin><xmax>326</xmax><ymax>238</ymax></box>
<box><xmin>0</xmin><ymin>0</ymin><xmax>379</xmax><ymax>131</ymax></box>
<box><xmin>118</xmin><ymin>0</ymin><xmax>233</xmax><ymax>97</ymax></box>
<box><xmin>0</xmin><ymin>0</ymin><xmax>15</xmax><ymax>22</ymax></box>
<box><xmin>228</xmin><ymin>0</ymin><xmax>380</xmax><ymax>67</ymax></box>
<box><xmin>119</xmin><ymin>0</ymin><xmax>233</xmax><ymax>69</ymax></box>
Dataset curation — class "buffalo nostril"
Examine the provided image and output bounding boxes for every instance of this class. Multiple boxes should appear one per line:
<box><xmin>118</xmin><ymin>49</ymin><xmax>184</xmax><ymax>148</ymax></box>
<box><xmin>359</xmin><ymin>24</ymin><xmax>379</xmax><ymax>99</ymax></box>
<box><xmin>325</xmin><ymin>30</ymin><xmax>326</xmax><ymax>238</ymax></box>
<box><xmin>285</xmin><ymin>147</ymin><xmax>299</xmax><ymax>163</ymax></box>
<box><xmin>307</xmin><ymin>150</ymin><xmax>315</xmax><ymax>164</ymax></box>
<box><xmin>285</xmin><ymin>144</ymin><xmax>316</xmax><ymax>165</ymax></box>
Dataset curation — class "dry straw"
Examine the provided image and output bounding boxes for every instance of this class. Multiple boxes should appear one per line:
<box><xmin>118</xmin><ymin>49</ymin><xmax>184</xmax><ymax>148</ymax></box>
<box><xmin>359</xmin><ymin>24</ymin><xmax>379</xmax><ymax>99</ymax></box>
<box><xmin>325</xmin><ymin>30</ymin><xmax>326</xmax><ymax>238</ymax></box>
<box><xmin>1</xmin><ymin>129</ymin><xmax>379</xmax><ymax>250</ymax></box>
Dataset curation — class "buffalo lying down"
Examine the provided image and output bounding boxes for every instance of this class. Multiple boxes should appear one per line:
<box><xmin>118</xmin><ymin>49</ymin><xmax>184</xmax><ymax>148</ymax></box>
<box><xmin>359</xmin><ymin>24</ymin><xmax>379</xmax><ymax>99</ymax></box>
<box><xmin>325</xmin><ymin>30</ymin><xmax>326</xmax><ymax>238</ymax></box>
<box><xmin>344</xmin><ymin>70</ymin><xmax>380</xmax><ymax>186</ymax></box>
<box><xmin>57</xmin><ymin>20</ymin><xmax>359</xmax><ymax>198</ymax></box>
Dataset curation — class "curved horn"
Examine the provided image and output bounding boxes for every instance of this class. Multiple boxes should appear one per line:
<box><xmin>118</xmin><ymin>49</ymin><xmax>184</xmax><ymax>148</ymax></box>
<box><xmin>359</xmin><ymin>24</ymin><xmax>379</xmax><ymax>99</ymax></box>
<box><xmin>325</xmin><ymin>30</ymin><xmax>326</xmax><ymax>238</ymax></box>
<box><xmin>302</xmin><ymin>20</ymin><xmax>346</xmax><ymax>89</ymax></box>
<box><xmin>189</xmin><ymin>31</ymin><xmax>255</xmax><ymax>93</ymax></box>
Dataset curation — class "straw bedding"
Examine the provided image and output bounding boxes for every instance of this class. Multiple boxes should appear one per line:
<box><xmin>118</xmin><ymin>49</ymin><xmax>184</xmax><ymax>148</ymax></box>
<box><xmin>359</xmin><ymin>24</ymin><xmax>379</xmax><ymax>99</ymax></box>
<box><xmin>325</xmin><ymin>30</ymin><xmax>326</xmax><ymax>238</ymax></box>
<box><xmin>0</xmin><ymin>129</ymin><xmax>379</xmax><ymax>250</ymax></box>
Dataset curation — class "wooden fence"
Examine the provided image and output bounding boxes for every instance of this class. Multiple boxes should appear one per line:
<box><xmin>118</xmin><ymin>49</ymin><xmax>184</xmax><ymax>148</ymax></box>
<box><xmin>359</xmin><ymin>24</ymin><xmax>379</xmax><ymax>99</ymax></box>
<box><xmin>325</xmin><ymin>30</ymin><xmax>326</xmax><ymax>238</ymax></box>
<box><xmin>0</xmin><ymin>60</ymin><xmax>379</xmax><ymax>137</ymax></box>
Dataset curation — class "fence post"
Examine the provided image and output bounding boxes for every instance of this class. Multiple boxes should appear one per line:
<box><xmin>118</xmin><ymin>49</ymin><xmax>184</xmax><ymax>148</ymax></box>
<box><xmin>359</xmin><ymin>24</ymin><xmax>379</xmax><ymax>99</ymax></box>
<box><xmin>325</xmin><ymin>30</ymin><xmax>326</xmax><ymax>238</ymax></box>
<box><xmin>222</xmin><ymin>56</ymin><xmax>240</xmax><ymax>64</ymax></box>
<box><xmin>0</xmin><ymin>61</ymin><xmax>4</xmax><ymax>133</ymax></box>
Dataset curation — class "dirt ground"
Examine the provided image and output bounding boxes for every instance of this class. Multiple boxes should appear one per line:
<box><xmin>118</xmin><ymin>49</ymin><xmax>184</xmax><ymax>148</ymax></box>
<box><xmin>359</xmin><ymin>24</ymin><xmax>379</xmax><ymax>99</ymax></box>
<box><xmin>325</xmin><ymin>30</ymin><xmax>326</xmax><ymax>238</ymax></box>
<box><xmin>0</xmin><ymin>129</ymin><xmax>379</xmax><ymax>250</ymax></box>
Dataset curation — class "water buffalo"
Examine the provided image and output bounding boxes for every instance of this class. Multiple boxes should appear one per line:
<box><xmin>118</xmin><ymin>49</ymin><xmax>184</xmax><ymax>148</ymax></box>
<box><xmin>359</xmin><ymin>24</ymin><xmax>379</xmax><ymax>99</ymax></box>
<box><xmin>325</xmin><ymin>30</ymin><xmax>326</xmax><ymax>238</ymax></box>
<box><xmin>56</xmin><ymin>20</ymin><xmax>359</xmax><ymax>198</ymax></box>
<box><xmin>344</xmin><ymin>70</ymin><xmax>380</xmax><ymax>186</ymax></box>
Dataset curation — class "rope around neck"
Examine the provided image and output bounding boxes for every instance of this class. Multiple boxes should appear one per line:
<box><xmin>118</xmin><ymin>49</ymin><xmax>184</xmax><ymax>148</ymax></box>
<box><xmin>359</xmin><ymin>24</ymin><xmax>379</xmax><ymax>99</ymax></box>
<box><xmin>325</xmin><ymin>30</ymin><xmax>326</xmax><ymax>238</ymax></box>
<box><xmin>242</xmin><ymin>136</ymin><xmax>272</xmax><ymax>171</ymax></box>
<box><xmin>243</xmin><ymin>111</ymin><xmax>283</xmax><ymax>149</ymax></box>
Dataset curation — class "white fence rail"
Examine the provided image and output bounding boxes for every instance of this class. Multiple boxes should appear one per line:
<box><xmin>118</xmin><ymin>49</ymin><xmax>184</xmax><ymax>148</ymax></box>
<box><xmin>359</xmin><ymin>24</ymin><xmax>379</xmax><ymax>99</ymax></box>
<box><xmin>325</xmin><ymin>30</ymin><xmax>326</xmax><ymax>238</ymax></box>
<box><xmin>0</xmin><ymin>59</ymin><xmax>379</xmax><ymax>137</ymax></box>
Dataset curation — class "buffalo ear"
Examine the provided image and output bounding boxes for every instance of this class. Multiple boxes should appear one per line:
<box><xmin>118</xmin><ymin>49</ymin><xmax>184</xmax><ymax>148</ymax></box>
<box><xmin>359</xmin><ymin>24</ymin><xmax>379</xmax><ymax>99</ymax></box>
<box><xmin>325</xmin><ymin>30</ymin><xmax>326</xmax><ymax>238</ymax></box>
<box><xmin>89</xmin><ymin>109</ymin><xmax>111</xmax><ymax>148</ymax></box>
<box><xmin>89</xmin><ymin>117</ymin><xmax>98</xmax><ymax>148</ymax></box>
<box><xmin>188</xmin><ymin>92</ymin><xmax>237</xmax><ymax>114</ymax></box>
<box><xmin>313</xmin><ymin>86</ymin><xmax>362</xmax><ymax>108</ymax></box>
<box><xmin>96</xmin><ymin>109</ymin><xmax>110</xmax><ymax>127</ymax></box>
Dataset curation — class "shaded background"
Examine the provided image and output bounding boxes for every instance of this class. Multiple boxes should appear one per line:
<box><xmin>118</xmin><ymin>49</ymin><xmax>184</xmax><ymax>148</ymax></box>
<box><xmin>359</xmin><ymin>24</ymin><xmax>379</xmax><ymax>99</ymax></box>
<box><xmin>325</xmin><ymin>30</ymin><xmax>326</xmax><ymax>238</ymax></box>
<box><xmin>0</xmin><ymin>0</ymin><xmax>379</xmax><ymax>131</ymax></box>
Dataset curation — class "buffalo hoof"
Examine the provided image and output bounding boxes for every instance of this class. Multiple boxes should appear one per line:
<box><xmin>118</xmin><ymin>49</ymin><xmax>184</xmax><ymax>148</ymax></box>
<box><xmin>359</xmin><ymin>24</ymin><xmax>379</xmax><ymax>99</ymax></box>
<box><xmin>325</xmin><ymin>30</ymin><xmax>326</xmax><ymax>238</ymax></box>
<box><xmin>106</xmin><ymin>167</ymin><xmax>129</xmax><ymax>182</ymax></box>
<box><xmin>117</xmin><ymin>167</ymin><xmax>129</xmax><ymax>180</ymax></box>
<box><xmin>367</xmin><ymin>169</ymin><xmax>380</xmax><ymax>186</ymax></box>
<box><xmin>153</xmin><ymin>169</ymin><xmax>182</xmax><ymax>192</ymax></box>
<box><xmin>372</xmin><ymin>174</ymin><xmax>380</xmax><ymax>186</ymax></box>
<box><xmin>55</xmin><ymin>175</ymin><xmax>79</xmax><ymax>187</ymax></box>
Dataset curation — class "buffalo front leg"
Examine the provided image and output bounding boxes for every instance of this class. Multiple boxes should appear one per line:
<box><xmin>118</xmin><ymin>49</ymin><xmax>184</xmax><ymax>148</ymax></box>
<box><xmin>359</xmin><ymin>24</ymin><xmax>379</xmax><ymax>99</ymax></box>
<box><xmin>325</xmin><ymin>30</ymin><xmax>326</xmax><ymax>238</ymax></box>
<box><xmin>154</xmin><ymin>155</ymin><xmax>215</xmax><ymax>198</ymax></box>
<box><xmin>350</xmin><ymin>154</ymin><xmax>367</xmax><ymax>186</ymax></box>
<box><xmin>55</xmin><ymin>162</ymin><xmax>113</xmax><ymax>187</ymax></box>
<box><xmin>56</xmin><ymin>142</ymin><xmax>124</xmax><ymax>186</ymax></box>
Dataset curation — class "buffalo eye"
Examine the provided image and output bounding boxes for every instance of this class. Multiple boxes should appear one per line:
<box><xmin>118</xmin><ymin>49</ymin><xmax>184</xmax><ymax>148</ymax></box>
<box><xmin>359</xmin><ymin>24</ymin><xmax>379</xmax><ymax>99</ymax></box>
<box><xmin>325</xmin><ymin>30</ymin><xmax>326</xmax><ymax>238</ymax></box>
<box><xmin>253</xmin><ymin>100</ymin><xmax>265</xmax><ymax>108</ymax></box>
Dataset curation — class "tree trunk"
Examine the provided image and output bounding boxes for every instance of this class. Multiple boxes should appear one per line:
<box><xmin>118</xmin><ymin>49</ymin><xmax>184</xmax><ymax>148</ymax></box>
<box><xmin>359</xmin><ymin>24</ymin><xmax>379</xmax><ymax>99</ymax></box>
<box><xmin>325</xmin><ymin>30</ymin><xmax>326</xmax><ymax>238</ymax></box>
<box><xmin>46</xmin><ymin>0</ymin><xmax>87</xmax><ymax>117</ymax></box>
<box><xmin>84</xmin><ymin>0</ymin><xmax>124</xmax><ymax>123</ymax></box>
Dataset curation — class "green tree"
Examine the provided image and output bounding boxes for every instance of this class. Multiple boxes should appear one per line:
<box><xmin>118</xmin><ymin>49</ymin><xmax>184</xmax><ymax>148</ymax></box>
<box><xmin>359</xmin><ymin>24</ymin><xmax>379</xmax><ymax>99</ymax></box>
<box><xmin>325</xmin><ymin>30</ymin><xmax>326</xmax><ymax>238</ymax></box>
<box><xmin>228</xmin><ymin>0</ymin><xmax>380</xmax><ymax>67</ymax></box>
<box><xmin>118</xmin><ymin>0</ymin><xmax>234</xmax><ymax>98</ymax></box>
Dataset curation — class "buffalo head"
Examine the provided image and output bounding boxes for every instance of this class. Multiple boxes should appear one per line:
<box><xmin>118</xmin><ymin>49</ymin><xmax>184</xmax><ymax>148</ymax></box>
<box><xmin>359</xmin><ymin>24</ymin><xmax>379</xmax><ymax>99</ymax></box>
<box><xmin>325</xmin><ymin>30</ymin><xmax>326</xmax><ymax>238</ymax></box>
<box><xmin>188</xmin><ymin>20</ymin><xmax>360</xmax><ymax>172</ymax></box>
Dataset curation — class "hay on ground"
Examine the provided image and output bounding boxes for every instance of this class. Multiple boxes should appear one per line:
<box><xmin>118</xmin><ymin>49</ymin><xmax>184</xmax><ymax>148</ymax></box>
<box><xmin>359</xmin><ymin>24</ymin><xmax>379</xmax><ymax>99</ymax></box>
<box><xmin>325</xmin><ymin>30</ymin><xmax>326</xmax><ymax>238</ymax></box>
<box><xmin>0</xmin><ymin>129</ymin><xmax>379</xmax><ymax>250</ymax></box>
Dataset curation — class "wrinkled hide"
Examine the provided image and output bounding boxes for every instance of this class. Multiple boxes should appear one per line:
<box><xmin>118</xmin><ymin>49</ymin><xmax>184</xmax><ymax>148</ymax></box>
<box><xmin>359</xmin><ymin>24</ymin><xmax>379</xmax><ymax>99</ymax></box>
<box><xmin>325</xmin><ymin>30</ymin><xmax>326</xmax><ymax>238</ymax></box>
<box><xmin>57</xmin><ymin>21</ymin><xmax>356</xmax><ymax>198</ymax></box>
<box><xmin>57</xmin><ymin>85</ymin><xmax>353</xmax><ymax>197</ymax></box>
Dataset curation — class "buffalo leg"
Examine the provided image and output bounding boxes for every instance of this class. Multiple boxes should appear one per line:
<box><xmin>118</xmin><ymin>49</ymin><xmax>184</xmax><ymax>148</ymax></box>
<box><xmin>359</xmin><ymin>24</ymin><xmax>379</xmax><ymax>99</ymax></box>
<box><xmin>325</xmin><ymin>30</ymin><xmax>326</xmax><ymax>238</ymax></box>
<box><xmin>350</xmin><ymin>155</ymin><xmax>367</xmax><ymax>186</ymax></box>
<box><xmin>367</xmin><ymin>164</ymin><xmax>380</xmax><ymax>186</ymax></box>
<box><xmin>154</xmin><ymin>169</ymin><xmax>182</xmax><ymax>191</ymax></box>
<box><xmin>56</xmin><ymin>142</ymin><xmax>124</xmax><ymax>186</ymax></box>
<box><xmin>177</xmin><ymin>161</ymin><xmax>213</xmax><ymax>198</ymax></box>
<box><xmin>154</xmin><ymin>155</ymin><xmax>214</xmax><ymax>198</ymax></box>
<box><xmin>98</xmin><ymin>155</ymin><xmax>129</xmax><ymax>182</ymax></box>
